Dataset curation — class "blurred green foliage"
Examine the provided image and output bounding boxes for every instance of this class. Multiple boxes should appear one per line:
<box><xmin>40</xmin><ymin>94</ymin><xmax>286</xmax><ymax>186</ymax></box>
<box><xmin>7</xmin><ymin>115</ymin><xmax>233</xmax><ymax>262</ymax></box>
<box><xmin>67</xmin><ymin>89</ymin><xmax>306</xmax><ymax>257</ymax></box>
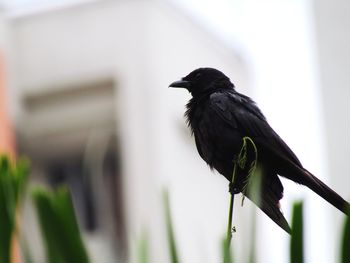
<box><xmin>137</xmin><ymin>231</ymin><xmax>149</xmax><ymax>263</ymax></box>
<box><xmin>0</xmin><ymin>156</ymin><xmax>29</xmax><ymax>263</ymax></box>
<box><xmin>163</xmin><ymin>190</ymin><xmax>180</xmax><ymax>263</ymax></box>
<box><xmin>32</xmin><ymin>187</ymin><xmax>90</xmax><ymax>263</ymax></box>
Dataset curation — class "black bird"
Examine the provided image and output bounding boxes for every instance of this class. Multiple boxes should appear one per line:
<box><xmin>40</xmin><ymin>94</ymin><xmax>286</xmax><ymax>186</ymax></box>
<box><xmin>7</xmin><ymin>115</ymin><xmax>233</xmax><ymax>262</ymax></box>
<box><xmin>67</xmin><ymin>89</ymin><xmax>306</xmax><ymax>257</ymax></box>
<box><xmin>169</xmin><ymin>67</ymin><xmax>350</xmax><ymax>233</ymax></box>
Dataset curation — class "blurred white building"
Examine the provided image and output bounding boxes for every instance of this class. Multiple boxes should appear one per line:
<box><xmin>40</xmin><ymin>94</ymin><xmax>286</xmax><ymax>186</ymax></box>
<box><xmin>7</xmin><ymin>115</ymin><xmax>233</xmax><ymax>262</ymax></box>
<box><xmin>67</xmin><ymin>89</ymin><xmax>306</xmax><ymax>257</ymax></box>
<box><xmin>0</xmin><ymin>0</ymin><xmax>349</xmax><ymax>263</ymax></box>
<box><xmin>1</xmin><ymin>1</ymin><xmax>250</xmax><ymax>262</ymax></box>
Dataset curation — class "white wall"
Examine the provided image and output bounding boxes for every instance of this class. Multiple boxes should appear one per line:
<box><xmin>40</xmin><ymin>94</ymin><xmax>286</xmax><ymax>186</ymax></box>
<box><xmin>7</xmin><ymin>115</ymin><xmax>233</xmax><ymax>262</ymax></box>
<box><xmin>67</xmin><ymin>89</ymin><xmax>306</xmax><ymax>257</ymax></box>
<box><xmin>314</xmin><ymin>1</ymin><xmax>350</xmax><ymax>262</ymax></box>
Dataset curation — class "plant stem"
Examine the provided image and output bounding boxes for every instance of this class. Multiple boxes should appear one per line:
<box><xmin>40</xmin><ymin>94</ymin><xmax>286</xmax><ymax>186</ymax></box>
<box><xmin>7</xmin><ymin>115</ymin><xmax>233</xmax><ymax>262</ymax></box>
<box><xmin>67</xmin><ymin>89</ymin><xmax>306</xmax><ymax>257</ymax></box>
<box><xmin>226</xmin><ymin>162</ymin><xmax>237</xmax><ymax>245</ymax></box>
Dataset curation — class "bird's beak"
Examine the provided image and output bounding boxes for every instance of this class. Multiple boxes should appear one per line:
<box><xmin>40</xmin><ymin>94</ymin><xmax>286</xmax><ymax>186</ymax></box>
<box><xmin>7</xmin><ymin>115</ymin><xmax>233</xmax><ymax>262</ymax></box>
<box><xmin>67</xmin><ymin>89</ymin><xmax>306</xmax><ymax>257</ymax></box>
<box><xmin>169</xmin><ymin>80</ymin><xmax>190</xmax><ymax>89</ymax></box>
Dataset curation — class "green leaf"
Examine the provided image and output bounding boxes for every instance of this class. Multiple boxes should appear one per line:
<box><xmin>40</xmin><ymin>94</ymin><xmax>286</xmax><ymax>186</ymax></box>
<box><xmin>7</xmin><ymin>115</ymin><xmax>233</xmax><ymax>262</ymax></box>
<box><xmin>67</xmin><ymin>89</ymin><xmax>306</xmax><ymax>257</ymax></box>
<box><xmin>163</xmin><ymin>190</ymin><xmax>179</xmax><ymax>263</ymax></box>
<box><xmin>290</xmin><ymin>201</ymin><xmax>303</xmax><ymax>263</ymax></box>
<box><xmin>341</xmin><ymin>207</ymin><xmax>350</xmax><ymax>263</ymax></box>
<box><xmin>32</xmin><ymin>189</ymin><xmax>63</xmax><ymax>263</ymax></box>
<box><xmin>137</xmin><ymin>231</ymin><xmax>149</xmax><ymax>263</ymax></box>
<box><xmin>248</xmin><ymin>210</ymin><xmax>257</xmax><ymax>263</ymax></box>
<box><xmin>222</xmin><ymin>238</ymin><xmax>233</xmax><ymax>263</ymax></box>
<box><xmin>239</xmin><ymin>137</ymin><xmax>259</xmax><ymax>200</ymax></box>
<box><xmin>0</xmin><ymin>156</ymin><xmax>29</xmax><ymax>263</ymax></box>
<box><xmin>32</xmin><ymin>187</ymin><xmax>89</xmax><ymax>263</ymax></box>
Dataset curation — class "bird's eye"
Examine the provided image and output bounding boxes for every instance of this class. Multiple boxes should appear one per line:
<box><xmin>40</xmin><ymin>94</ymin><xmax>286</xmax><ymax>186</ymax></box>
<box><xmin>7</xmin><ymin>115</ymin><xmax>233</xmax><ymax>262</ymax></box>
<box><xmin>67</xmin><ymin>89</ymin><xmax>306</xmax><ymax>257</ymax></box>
<box><xmin>195</xmin><ymin>73</ymin><xmax>202</xmax><ymax>79</ymax></box>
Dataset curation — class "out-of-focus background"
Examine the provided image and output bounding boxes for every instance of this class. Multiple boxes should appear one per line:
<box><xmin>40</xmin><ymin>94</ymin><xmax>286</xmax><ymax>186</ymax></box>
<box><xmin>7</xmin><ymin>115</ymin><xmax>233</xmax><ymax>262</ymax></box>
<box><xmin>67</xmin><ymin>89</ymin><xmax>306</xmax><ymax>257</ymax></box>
<box><xmin>0</xmin><ymin>0</ymin><xmax>349</xmax><ymax>262</ymax></box>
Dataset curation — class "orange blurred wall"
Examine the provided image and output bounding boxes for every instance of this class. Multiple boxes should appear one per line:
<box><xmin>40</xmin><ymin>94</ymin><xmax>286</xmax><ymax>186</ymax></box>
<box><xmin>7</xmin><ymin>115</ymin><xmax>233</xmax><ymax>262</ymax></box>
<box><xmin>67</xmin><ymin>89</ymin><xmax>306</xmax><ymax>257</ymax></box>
<box><xmin>0</xmin><ymin>53</ymin><xmax>15</xmax><ymax>158</ymax></box>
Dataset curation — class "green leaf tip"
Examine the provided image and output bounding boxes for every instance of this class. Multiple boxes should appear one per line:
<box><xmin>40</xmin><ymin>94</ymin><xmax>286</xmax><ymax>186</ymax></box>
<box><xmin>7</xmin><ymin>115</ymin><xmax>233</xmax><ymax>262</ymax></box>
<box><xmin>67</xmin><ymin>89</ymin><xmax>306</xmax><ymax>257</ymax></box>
<box><xmin>290</xmin><ymin>201</ymin><xmax>304</xmax><ymax>263</ymax></box>
<box><xmin>32</xmin><ymin>186</ymin><xmax>90</xmax><ymax>263</ymax></box>
<box><xmin>341</xmin><ymin>208</ymin><xmax>350</xmax><ymax>263</ymax></box>
<box><xmin>162</xmin><ymin>189</ymin><xmax>180</xmax><ymax>263</ymax></box>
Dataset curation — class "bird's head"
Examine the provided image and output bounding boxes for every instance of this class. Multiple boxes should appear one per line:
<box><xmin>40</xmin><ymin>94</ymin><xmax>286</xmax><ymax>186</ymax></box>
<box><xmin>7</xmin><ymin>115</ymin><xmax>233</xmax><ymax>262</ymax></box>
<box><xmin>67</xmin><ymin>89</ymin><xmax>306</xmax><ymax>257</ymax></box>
<box><xmin>169</xmin><ymin>68</ymin><xmax>234</xmax><ymax>97</ymax></box>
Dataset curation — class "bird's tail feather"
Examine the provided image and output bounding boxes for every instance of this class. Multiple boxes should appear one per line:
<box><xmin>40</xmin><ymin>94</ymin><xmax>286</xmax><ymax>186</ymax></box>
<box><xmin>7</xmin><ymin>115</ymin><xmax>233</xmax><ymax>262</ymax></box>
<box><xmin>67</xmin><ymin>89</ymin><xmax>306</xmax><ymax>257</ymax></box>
<box><xmin>273</xmin><ymin>150</ymin><xmax>350</xmax><ymax>215</ymax></box>
<box><xmin>244</xmin><ymin>182</ymin><xmax>291</xmax><ymax>234</ymax></box>
<box><xmin>290</xmin><ymin>166</ymin><xmax>349</xmax><ymax>215</ymax></box>
<box><xmin>257</xmin><ymin>139</ymin><xmax>350</xmax><ymax>215</ymax></box>
<box><xmin>242</xmin><ymin>169</ymin><xmax>291</xmax><ymax>234</ymax></box>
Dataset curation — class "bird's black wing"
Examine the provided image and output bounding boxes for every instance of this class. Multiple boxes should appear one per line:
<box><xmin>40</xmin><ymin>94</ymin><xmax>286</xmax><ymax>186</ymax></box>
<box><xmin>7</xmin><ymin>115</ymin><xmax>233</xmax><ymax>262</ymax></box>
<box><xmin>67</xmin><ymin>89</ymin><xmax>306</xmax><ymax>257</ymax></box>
<box><xmin>209</xmin><ymin>91</ymin><xmax>302</xmax><ymax>167</ymax></box>
<box><xmin>208</xmin><ymin>91</ymin><xmax>298</xmax><ymax>233</ymax></box>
